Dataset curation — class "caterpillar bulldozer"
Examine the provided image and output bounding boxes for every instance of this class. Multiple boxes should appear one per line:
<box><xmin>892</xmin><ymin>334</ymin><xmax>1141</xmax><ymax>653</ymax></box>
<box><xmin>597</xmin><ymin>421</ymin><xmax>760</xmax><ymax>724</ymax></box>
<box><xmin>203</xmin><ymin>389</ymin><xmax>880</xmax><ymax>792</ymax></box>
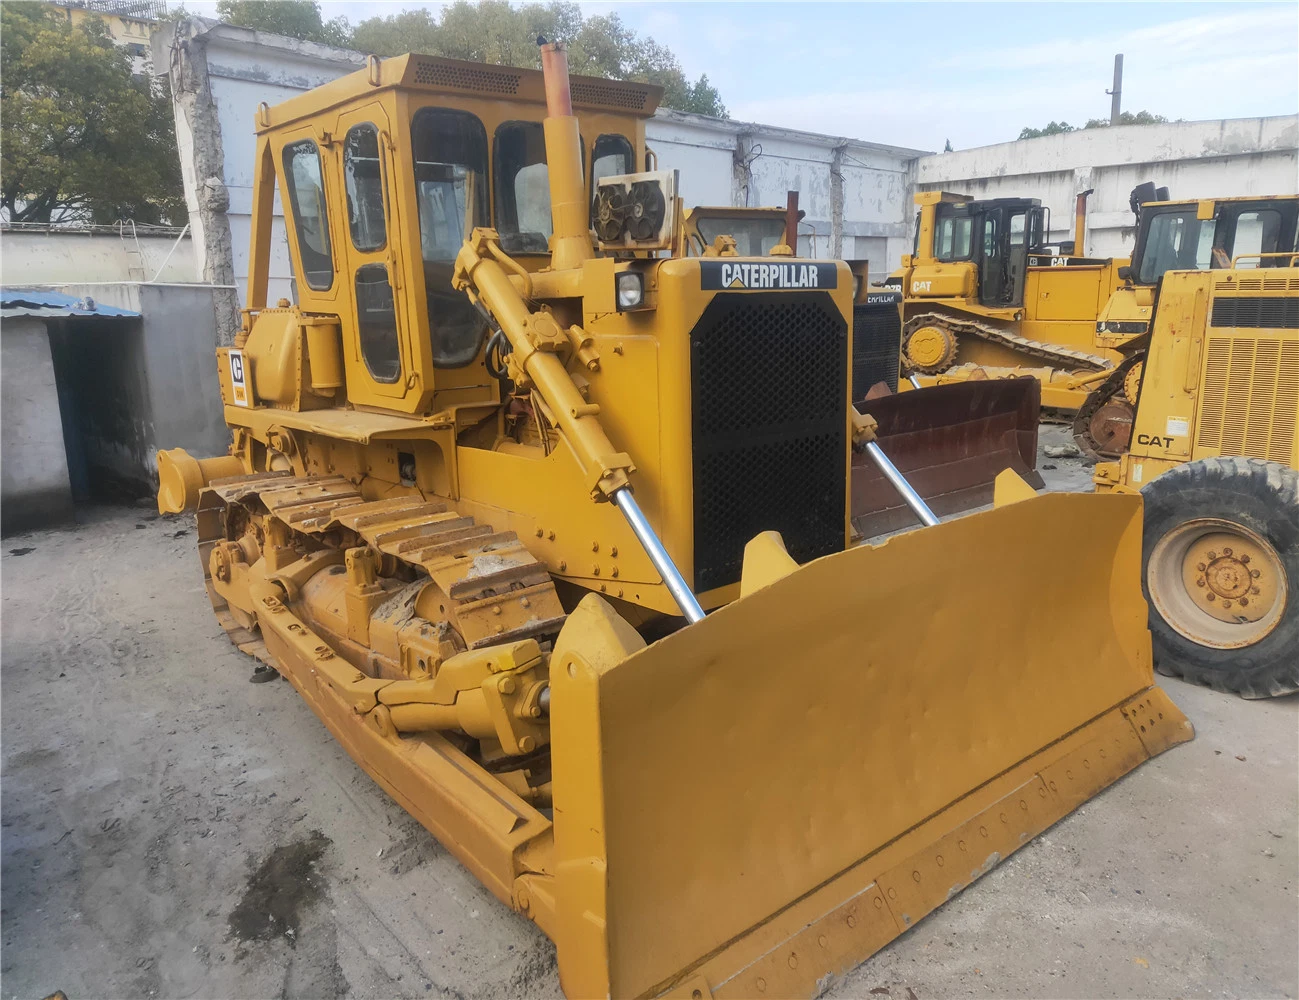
<box><xmin>1075</xmin><ymin>191</ymin><xmax>1299</xmax><ymax>460</ymax></box>
<box><xmin>157</xmin><ymin>45</ymin><xmax>1191</xmax><ymax>998</ymax></box>
<box><xmin>1088</xmin><ymin>236</ymin><xmax>1299</xmax><ymax>696</ymax></box>
<box><xmin>889</xmin><ymin>188</ymin><xmax>1146</xmax><ymax>411</ymax></box>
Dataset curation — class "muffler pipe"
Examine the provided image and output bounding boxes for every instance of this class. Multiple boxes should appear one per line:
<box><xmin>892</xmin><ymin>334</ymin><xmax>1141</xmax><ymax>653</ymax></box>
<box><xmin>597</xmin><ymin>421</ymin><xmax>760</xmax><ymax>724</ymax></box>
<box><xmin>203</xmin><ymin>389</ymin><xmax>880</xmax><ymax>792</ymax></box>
<box><xmin>613</xmin><ymin>488</ymin><xmax>706</xmax><ymax>623</ymax></box>
<box><xmin>864</xmin><ymin>441</ymin><xmax>941</xmax><ymax>528</ymax></box>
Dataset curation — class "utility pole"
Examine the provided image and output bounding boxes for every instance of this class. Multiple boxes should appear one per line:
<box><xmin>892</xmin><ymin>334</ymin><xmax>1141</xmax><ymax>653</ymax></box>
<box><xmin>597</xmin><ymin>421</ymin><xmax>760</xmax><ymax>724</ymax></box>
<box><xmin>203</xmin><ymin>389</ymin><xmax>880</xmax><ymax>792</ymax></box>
<box><xmin>1106</xmin><ymin>54</ymin><xmax>1123</xmax><ymax>126</ymax></box>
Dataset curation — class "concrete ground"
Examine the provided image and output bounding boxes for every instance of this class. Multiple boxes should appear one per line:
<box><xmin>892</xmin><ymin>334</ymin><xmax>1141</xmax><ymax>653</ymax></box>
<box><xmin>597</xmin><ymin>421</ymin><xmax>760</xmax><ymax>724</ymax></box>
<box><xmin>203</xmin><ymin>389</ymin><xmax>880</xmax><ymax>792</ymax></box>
<box><xmin>2</xmin><ymin>431</ymin><xmax>1296</xmax><ymax>1000</ymax></box>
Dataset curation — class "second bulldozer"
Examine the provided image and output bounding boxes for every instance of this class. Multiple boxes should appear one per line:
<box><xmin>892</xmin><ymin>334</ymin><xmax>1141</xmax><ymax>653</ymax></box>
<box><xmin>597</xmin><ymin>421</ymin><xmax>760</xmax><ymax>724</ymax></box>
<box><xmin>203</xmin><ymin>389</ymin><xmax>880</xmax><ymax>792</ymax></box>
<box><xmin>890</xmin><ymin>188</ymin><xmax>1140</xmax><ymax>410</ymax></box>
<box><xmin>157</xmin><ymin>46</ymin><xmax>1191</xmax><ymax>998</ymax></box>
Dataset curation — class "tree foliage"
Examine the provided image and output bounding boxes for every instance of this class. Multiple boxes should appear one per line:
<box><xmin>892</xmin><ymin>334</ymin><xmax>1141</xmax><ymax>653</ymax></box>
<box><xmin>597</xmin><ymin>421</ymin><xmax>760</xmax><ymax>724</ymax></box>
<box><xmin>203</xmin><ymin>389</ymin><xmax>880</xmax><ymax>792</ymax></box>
<box><xmin>339</xmin><ymin>0</ymin><xmax>728</xmax><ymax>117</ymax></box>
<box><xmin>0</xmin><ymin>2</ymin><xmax>186</xmax><ymax>224</ymax></box>
<box><xmin>215</xmin><ymin>0</ymin><xmax>352</xmax><ymax>47</ymax></box>
<box><xmin>1019</xmin><ymin>110</ymin><xmax>1173</xmax><ymax>140</ymax></box>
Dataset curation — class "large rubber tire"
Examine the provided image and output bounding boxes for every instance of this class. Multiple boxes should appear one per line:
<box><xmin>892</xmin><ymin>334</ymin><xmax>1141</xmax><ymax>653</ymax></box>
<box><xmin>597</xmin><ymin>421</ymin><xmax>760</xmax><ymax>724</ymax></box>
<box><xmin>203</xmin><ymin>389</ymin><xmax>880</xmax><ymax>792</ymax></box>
<box><xmin>1140</xmin><ymin>457</ymin><xmax>1299</xmax><ymax>698</ymax></box>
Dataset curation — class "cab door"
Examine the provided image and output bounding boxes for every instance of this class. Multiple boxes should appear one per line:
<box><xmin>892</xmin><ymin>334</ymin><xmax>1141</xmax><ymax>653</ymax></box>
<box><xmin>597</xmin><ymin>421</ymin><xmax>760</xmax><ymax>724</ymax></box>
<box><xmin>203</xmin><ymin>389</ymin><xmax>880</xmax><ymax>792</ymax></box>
<box><xmin>333</xmin><ymin>104</ymin><xmax>411</xmax><ymax>406</ymax></box>
<box><xmin>976</xmin><ymin>205</ymin><xmax>1029</xmax><ymax>308</ymax></box>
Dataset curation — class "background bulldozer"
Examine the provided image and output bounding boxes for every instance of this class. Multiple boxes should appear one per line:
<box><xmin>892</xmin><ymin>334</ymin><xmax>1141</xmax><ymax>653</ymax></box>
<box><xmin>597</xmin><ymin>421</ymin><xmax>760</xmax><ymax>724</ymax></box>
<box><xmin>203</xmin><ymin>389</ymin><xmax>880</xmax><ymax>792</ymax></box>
<box><xmin>157</xmin><ymin>44</ymin><xmax>1190</xmax><ymax>998</ymax></box>
<box><xmin>887</xmin><ymin>187</ymin><xmax>1167</xmax><ymax>412</ymax></box>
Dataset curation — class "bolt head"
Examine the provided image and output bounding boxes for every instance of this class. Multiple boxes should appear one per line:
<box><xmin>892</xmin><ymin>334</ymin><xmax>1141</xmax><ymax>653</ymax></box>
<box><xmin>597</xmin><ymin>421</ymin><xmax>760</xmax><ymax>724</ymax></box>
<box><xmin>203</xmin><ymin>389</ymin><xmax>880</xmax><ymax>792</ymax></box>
<box><xmin>1196</xmin><ymin>562</ymin><xmax>1207</xmax><ymax>572</ymax></box>
<box><xmin>1251</xmin><ymin>569</ymin><xmax>1261</xmax><ymax>578</ymax></box>
<box><xmin>1223</xmin><ymin>546</ymin><xmax>1233</xmax><ymax>556</ymax></box>
<box><xmin>1251</xmin><ymin>586</ymin><xmax>1260</xmax><ymax>595</ymax></box>
<box><xmin>1221</xmin><ymin>599</ymin><xmax>1232</xmax><ymax>609</ymax></box>
<box><xmin>1207</xmin><ymin>551</ymin><xmax>1217</xmax><ymax>560</ymax></box>
<box><xmin>1239</xmin><ymin>597</ymin><xmax>1249</xmax><ymax>607</ymax></box>
<box><xmin>499</xmin><ymin>676</ymin><xmax>516</xmax><ymax>694</ymax></box>
<box><xmin>1206</xmin><ymin>593</ymin><xmax>1216</xmax><ymax>602</ymax></box>
<box><xmin>1196</xmin><ymin>577</ymin><xmax>1206</xmax><ymax>587</ymax></box>
<box><xmin>1240</xmin><ymin>553</ymin><xmax>1250</xmax><ymax>564</ymax></box>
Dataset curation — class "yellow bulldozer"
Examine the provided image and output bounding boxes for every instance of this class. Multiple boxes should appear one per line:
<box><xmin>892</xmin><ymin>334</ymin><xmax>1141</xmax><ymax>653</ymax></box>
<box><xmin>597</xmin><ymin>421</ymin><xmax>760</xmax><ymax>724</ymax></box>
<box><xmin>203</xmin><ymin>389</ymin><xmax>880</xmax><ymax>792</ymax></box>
<box><xmin>889</xmin><ymin>188</ymin><xmax>1143</xmax><ymax>411</ymax></box>
<box><xmin>157</xmin><ymin>46</ymin><xmax>1191</xmax><ymax>998</ymax></box>
<box><xmin>1090</xmin><ymin>248</ymin><xmax>1299</xmax><ymax>697</ymax></box>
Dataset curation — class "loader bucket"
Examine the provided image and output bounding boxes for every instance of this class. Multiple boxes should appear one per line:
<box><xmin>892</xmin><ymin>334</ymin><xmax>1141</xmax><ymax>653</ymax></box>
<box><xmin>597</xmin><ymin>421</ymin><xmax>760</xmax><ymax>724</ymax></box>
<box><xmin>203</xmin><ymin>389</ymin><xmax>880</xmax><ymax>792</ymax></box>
<box><xmin>547</xmin><ymin>490</ymin><xmax>1191</xmax><ymax>999</ymax></box>
<box><xmin>852</xmin><ymin>377</ymin><xmax>1045</xmax><ymax>537</ymax></box>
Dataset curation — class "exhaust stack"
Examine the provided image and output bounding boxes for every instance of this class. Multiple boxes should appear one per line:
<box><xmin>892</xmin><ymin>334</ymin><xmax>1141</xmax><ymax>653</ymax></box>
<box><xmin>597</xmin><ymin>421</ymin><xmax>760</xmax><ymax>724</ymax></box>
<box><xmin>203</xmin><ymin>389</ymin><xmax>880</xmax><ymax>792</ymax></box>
<box><xmin>1074</xmin><ymin>188</ymin><xmax>1094</xmax><ymax>256</ymax></box>
<box><xmin>539</xmin><ymin>39</ymin><xmax>592</xmax><ymax>271</ymax></box>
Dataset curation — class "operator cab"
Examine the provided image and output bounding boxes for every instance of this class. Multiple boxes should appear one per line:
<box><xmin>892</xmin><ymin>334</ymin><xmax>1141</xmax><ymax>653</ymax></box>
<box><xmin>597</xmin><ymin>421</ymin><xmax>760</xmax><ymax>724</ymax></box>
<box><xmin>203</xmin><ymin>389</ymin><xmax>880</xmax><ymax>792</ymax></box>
<box><xmin>926</xmin><ymin>197</ymin><xmax>1049</xmax><ymax>308</ymax></box>
<box><xmin>1129</xmin><ymin>195</ymin><xmax>1299</xmax><ymax>285</ymax></box>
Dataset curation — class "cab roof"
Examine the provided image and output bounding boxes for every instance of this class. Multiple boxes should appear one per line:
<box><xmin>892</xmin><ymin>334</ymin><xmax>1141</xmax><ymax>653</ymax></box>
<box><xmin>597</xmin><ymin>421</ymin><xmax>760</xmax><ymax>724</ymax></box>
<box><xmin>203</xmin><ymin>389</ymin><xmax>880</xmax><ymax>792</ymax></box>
<box><xmin>258</xmin><ymin>53</ymin><xmax>664</xmax><ymax>134</ymax></box>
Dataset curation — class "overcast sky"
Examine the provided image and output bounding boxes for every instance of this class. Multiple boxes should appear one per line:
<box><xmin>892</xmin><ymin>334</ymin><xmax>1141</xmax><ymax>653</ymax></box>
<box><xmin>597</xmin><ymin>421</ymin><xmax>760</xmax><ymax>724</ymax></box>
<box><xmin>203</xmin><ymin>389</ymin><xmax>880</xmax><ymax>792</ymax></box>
<box><xmin>178</xmin><ymin>1</ymin><xmax>1299</xmax><ymax>152</ymax></box>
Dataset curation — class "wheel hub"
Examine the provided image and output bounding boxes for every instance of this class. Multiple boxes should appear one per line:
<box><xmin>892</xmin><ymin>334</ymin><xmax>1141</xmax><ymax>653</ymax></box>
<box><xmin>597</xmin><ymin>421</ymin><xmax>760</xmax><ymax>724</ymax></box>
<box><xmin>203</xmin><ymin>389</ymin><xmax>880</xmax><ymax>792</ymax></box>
<box><xmin>1085</xmin><ymin>398</ymin><xmax>1134</xmax><ymax>455</ymax></box>
<box><xmin>1181</xmin><ymin>531</ymin><xmax>1277</xmax><ymax>624</ymax></box>
<box><xmin>1150</xmin><ymin>518</ymin><xmax>1287</xmax><ymax>648</ymax></box>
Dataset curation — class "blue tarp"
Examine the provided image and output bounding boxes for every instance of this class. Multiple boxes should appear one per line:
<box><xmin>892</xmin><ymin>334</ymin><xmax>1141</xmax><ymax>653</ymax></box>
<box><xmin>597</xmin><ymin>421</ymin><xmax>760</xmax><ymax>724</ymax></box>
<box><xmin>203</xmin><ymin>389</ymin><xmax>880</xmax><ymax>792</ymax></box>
<box><xmin>0</xmin><ymin>288</ymin><xmax>140</xmax><ymax>318</ymax></box>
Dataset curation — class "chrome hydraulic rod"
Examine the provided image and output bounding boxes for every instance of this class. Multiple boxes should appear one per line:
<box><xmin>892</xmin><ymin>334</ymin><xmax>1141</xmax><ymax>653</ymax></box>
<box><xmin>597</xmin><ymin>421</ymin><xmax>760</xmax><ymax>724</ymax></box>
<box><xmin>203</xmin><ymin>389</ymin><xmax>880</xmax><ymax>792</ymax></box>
<box><xmin>864</xmin><ymin>441</ymin><xmax>941</xmax><ymax>528</ymax></box>
<box><xmin>612</xmin><ymin>488</ymin><xmax>706</xmax><ymax>623</ymax></box>
<box><xmin>908</xmin><ymin>374</ymin><xmax>923</xmax><ymax>389</ymax></box>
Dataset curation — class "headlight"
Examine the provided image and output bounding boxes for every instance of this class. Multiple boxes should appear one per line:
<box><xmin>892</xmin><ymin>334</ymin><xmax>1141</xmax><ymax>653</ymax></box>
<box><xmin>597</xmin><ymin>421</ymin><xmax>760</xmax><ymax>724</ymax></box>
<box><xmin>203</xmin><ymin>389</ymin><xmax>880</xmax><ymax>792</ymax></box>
<box><xmin>616</xmin><ymin>271</ymin><xmax>645</xmax><ymax>311</ymax></box>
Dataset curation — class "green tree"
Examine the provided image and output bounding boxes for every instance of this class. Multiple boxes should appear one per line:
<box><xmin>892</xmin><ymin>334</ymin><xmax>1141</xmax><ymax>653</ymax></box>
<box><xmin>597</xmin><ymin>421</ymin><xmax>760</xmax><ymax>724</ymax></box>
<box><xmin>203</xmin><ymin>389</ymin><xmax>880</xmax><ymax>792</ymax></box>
<box><xmin>350</xmin><ymin>1</ymin><xmax>728</xmax><ymax>117</ymax></box>
<box><xmin>215</xmin><ymin>0</ymin><xmax>351</xmax><ymax>47</ymax></box>
<box><xmin>1019</xmin><ymin>110</ymin><xmax>1174</xmax><ymax>140</ymax></box>
<box><xmin>0</xmin><ymin>2</ymin><xmax>186</xmax><ymax>224</ymax></box>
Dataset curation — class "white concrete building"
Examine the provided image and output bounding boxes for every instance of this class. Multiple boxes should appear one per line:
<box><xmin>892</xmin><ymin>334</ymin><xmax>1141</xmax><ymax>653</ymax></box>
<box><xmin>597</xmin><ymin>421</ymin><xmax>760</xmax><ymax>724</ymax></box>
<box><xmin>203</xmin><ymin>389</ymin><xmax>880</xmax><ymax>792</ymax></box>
<box><xmin>913</xmin><ymin>116</ymin><xmax>1299</xmax><ymax>259</ymax></box>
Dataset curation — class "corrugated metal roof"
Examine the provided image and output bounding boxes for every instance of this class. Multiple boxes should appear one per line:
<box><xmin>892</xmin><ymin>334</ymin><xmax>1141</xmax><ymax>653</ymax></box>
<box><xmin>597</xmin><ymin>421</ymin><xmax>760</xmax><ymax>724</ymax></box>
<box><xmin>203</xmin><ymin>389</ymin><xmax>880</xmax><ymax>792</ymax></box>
<box><xmin>0</xmin><ymin>288</ymin><xmax>140</xmax><ymax>319</ymax></box>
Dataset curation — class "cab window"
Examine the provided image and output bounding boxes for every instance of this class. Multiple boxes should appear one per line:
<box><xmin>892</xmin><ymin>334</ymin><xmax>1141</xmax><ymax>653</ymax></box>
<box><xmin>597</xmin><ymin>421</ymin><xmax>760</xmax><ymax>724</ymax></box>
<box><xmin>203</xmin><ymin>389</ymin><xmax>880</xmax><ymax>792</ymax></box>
<box><xmin>343</xmin><ymin>123</ymin><xmax>386</xmax><ymax>252</ymax></box>
<box><xmin>356</xmin><ymin>263</ymin><xmax>400</xmax><ymax>382</ymax></box>
<box><xmin>695</xmin><ymin>216</ymin><xmax>786</xmax><ymax>257</ymax></box>
<box><xmin>1137</xmin><ymin>209</ymin><xmax>1213</xmax><ymax>284</ymax></box>
<box><xmin>590</xmin><ymin>133</ymin><xmax>634</xmax><ymax>211</ymax></box>
<box><xmin>494</xmin><ymin>121</ymin><xmax>552</xmax><ymax>254</ymax></box>
<box><xmin>933</xmin><ymin>205</ymin><xmax>973</xmax><ymax>260</ymax></box>
<box><xmin>1229</xmin><ymin>209</ymin><xmax>1284</xmax><ymax>268</ymax></box>
<box><xmin>282</xmin><ymin>139</ymin><xmax>333</xmax><ymax>290</ymax></box>
<box><xmin>411</xmin><ymin>107</ymin><xmax>490</xmax><ymax>367</ymax></box>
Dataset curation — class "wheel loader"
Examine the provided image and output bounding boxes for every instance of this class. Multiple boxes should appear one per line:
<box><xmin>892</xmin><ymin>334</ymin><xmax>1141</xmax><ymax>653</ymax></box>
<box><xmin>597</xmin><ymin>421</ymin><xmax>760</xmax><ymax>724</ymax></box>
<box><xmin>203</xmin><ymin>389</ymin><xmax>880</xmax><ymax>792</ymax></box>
<box><xmin>1074</xmin><ymin>191</ymin><xmax>1299</xmax><ymax>460</ymax></box>
<box><xmin>1090</xmin><ymin>247</ymin><xmax>1299</xmax><ymax>697</ymax></box>
<box><xmin>157</xmin><ymin>45</ymin><xmax>1191</xmax><ymax>998</ymax></box>
<box><xmin>889</xmin><ymin>188</ymin><xmax>1144</xmax><ymax>411</ymax></box>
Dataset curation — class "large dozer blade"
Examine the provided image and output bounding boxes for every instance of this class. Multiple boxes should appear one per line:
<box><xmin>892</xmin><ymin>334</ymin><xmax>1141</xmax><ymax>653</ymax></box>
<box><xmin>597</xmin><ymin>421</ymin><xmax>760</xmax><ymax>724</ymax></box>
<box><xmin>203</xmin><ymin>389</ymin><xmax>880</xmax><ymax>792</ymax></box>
<box><xmin>852</xmin><ymin>376</ymin><xmax>1045</xmax><ymax>537</ymax></box>
<box><xmin>547</xmin><ymin>489</ymin><xmax>1191</xmax><ymax>999</ymax></box>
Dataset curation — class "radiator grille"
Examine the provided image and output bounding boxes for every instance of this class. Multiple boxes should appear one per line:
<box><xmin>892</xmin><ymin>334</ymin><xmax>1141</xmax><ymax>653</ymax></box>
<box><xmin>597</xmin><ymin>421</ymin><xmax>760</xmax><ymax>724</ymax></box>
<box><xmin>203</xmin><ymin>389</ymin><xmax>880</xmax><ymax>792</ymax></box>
<box><xmin>1211</xmin><ymin>296</ymin><xmax>1299</xmax><ymax>329</ymax></box>
<box><xmin>691</xmin><ymin>292</ymin><xmax>847</xmax><ymax>593</ymax></box>
<box><xmin>1196</xmin><ymin>335</ymin><xmax>1299</xmax><ymax>463</ymax></box>
<box><xmin>851</xmin><ymin>296</ymin><xmax>902</xmax><ymax>398</ymax></box>
<box><xmin>411</xmin><ymin>60</ymin><xmax>521</xmax><ymax>95</ymax></box>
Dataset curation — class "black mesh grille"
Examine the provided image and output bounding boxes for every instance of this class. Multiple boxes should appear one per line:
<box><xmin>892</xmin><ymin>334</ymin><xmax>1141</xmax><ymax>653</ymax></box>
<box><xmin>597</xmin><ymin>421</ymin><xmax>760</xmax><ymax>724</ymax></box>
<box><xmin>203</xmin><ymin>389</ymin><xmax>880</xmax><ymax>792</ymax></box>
<box><xmin>852</xmin><ymin>295</ymin><xmax>902</xmax><ymax>398</ymax></box>
<box><xmin>1211</xmin><ymin>296</ymin><xmax>1299</xmax><ymax>329</ymax></box>
<box><xmin>691</xmin><ymin>292</ymin><xmax>848</xmax><ymax>593</ymax></box>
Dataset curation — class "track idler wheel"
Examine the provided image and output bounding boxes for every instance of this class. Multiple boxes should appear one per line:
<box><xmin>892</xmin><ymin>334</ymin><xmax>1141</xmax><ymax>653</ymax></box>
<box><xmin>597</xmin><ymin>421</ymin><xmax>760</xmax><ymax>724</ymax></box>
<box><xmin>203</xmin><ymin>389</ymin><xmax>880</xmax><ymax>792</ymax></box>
<box><xmin>902</xmin><ymin>322</ymin><xmax>958</xmax><ymax>375</ymax></box>
<box><xmin>1073</xmin><ymin>353</ymin><xmax>1144</xmax><ymax>460</ymax></box>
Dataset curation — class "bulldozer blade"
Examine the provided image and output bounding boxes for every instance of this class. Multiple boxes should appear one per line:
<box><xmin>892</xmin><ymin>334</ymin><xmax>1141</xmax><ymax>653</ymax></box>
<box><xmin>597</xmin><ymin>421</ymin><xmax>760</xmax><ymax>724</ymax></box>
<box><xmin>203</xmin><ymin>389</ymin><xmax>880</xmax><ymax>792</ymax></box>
<box><xmin>853</xmin><ymin>377</ymin><xmax>1045</xmax><ymax>537</ymax></box>
<box><xmin>547</xmin><ymin>490</ymin><xmax>1191</xmax><ymax>999</ymax></box>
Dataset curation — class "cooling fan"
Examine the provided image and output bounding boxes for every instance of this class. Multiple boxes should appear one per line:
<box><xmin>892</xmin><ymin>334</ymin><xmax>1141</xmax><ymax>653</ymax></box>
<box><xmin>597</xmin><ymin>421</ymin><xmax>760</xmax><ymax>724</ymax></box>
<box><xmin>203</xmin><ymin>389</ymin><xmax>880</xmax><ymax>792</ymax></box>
<box><xmin>593</xmin><ymin>169</ymin><xmax>678</xmax><ymax>250</ymax></box>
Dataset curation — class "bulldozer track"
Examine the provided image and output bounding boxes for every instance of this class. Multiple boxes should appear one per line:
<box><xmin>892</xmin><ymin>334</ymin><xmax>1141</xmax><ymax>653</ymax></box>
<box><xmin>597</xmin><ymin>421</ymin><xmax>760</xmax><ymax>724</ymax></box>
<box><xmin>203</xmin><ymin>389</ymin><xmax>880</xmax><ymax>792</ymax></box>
<box><xmin>1072</xmin><ymin>352</ymin><xmax>1146</xmax><ymax>460</ymax></box>
<box><xmin>194</xmin><ymin>472</ymin><xmax>567</xmax><ymax>661</ymax></box>
<box><xmin>904</xmin><ymin>311</ymin><xmax>1115</xmax><ymax>373</ymax></box>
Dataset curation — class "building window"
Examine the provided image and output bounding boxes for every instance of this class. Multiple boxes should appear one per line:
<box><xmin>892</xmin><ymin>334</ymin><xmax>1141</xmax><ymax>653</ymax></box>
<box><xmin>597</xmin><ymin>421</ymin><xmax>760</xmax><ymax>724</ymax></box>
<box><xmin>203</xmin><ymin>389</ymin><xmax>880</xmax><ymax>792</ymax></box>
<box><xmin>282</xmin><ymin>139</ymin><xmax>333</xmax><ymax>291</ymax></box>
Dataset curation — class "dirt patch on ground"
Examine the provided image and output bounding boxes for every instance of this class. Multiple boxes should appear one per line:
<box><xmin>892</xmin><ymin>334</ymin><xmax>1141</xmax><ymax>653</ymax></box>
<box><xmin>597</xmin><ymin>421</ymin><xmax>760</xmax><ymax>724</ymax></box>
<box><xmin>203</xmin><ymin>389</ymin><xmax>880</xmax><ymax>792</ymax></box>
<box><xmin>228</xmin><ymin>832</ymin><xmax>332</xmax><ymax>944</ymax></box>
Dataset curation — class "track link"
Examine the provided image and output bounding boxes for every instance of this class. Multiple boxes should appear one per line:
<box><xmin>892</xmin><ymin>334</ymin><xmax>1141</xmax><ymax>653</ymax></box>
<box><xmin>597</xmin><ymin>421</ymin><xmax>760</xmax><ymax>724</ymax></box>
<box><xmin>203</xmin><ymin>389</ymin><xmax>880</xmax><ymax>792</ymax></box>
<box><xmin>904</xmin><ymin>311</ymin><xmax>1115</xmax><ymax>373</ymax></box>
<box><xmin>194</xmin><ymin>473</ymin><xmax>566</xmax><ymax>656</ymax></box>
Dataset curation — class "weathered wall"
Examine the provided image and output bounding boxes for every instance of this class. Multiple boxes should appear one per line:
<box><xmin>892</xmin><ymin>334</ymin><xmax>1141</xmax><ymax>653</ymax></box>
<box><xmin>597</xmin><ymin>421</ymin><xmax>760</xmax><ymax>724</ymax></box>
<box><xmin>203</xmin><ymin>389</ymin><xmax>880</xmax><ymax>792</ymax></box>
<box><xmin>35</xmin><ymin>283</ymin><xmax>230</xmax><ymax>492</ymax></box>
<box><xmin>0</xmin><ymin>229</ymin><xmax>196</xmax><ymax>285</ymax></box>
<box><xmin>914</xmin><ymin>116</ymin><xmax>1299</xmax><ymax>258</ymax></box>
<box><xmin>1</xmin><ymin>316</ymin><xmax>75</xmax><ymax>533</ymax></box>
<box><xmin>647</xmin><ymin>110</ymin><xmax>918</xmax><ymax>274</ymax></box>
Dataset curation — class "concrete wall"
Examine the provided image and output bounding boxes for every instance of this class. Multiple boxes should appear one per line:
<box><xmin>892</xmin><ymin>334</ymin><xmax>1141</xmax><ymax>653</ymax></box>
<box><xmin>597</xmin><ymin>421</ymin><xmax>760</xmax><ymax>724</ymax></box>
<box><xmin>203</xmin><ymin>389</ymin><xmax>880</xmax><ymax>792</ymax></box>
<box><xmin>29</xmin><ymin>283</ymin><xmax>230</xmax><ymax>492</ymax></box>
<box><xmin>914</xmin><ymin>116</ymin><xmax>1299</xmax><ymax>258</ymax></box>
<box><xmin>0</xmin><ymin>229</ymin><xmax>196</xmax><ymax>285</ymax></box>
<box><xmin>647</xmin><ymin>110</ymin><xmax>917</xmax><ymax>273</ymax></box>
<box><xmin>2</xmin><ymin>316</ymin><xmax>75</xmax><ymax>534</ymax></box>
